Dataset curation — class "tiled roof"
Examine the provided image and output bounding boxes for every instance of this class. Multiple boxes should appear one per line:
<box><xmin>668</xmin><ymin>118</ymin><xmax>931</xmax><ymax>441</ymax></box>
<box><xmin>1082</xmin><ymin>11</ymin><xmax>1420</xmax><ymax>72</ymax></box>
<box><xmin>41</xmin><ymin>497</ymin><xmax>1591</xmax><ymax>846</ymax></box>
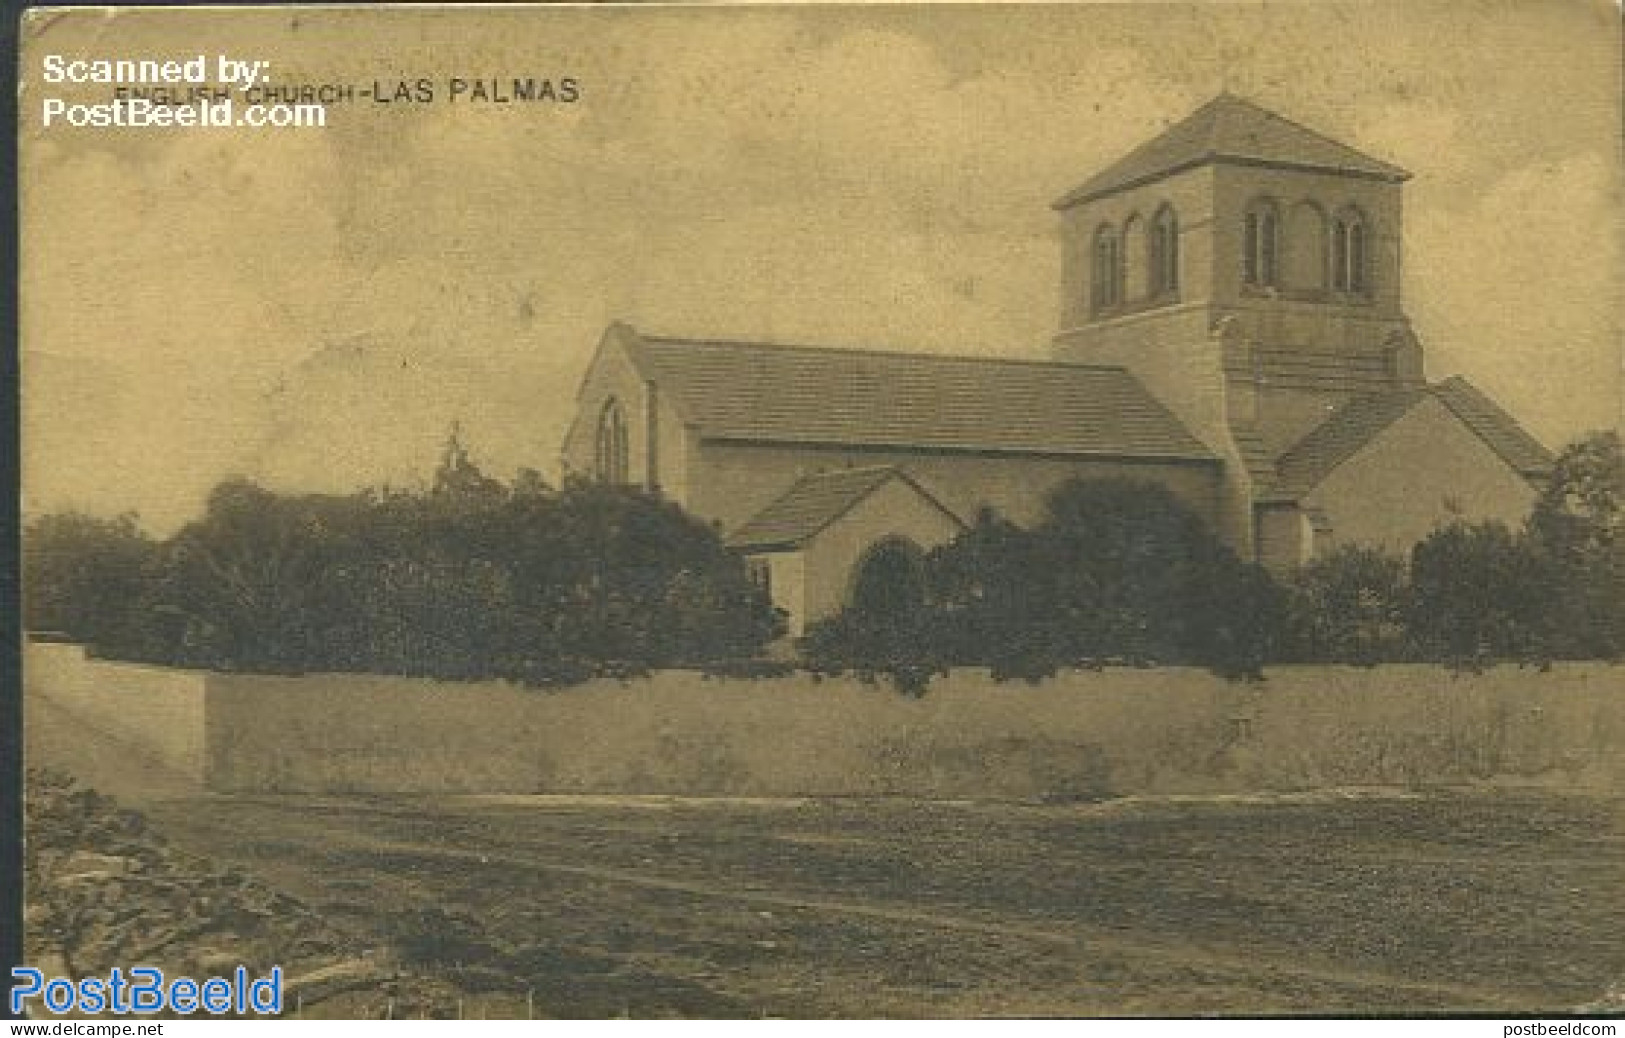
<box><xmin>1430</xmin><ymin>376</ymin><xmax>1554</xmax><ymax>480</ymax></box>
<box><xmin>725</xmin><ymin>467</ymin><xmax>960</xmax><ymax>551</ymax></box>
<box><xmin>1230</xmin><ymin>427</ymin><xmax>1281</xmax><ymax>496</ymax></box>
<box><xmin>1272</xmin><ymin>390</ymin><xmax>1425</xmax><ymax>500</ymax></box>
<box><xmin>1270</xmin><ymin>379</ymin><xmax>1552</xmax><ymax>501</ymax></box>
<box><xmin>628</xmin><ymin>333</ymin><xmax>1214</xmax><ymax>462</ymax></box>
<box><xmin>1054</xmin><ymin>94</ymin><xmax>1410</xmax><ymax>209</ymax></box>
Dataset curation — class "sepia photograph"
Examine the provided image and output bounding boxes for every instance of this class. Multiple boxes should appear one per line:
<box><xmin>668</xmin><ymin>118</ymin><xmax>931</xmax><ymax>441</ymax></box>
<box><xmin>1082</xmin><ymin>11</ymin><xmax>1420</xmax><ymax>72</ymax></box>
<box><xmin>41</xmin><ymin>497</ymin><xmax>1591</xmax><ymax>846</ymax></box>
<box><xmin>12</xmin><ymin>0</ymin><xmax>1624</xmax><ymax>1022</ymax></box>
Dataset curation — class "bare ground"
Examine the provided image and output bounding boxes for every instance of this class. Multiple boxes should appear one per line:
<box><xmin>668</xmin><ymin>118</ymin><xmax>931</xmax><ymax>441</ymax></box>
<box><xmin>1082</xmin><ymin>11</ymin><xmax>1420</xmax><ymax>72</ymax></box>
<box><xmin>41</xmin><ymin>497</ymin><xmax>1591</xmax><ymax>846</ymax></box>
<box><xmin>124</xmin><ymin>787</ymin><xmax>1624</xmax><ymax>1018</ymax></box>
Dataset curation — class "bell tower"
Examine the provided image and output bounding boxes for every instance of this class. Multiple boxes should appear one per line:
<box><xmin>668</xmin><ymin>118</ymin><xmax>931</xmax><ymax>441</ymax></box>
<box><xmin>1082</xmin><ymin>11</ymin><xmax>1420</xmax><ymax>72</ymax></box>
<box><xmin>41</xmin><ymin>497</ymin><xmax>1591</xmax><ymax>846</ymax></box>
<box><xmin>1051</xmin><ymin>95</ymin><xmax>1421</xmax><ymax>551</ymax></box>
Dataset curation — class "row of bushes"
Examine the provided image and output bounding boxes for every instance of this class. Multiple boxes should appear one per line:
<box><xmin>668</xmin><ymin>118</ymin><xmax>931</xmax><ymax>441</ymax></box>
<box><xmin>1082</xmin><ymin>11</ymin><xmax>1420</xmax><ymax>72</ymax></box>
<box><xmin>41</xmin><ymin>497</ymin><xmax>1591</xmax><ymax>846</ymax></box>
<box><xmin>802</xmin><ymin>433</ymin><xmax>1624</xmax><ymax>693</ymax></box>
<box><xmin>23</xmin><ymin>436</ymin><xmax>782</xmax><ymax>684</ymax></box>
<box><xmin>23</xmin><ymin>432</ymin><xmax>1622</xmax><ymax>694</ymax></box>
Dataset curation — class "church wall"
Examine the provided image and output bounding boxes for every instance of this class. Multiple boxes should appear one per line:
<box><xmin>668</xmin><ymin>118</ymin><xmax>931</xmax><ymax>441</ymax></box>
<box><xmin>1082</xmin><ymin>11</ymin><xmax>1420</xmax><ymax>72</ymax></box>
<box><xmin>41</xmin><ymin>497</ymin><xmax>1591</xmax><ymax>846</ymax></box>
<box><xmin>1252</xmin><ymin>387</ymin><xmax>1360</xmax><ymax>458</ymax></box>
<box><xmin>1256</xmin><ymin>505</ymin><xmax>1315</xmax><ymax>575</ymax></box>
<box><xmin>651</xmin><ymin>383</ymin><xmax>694</xmax><ymax>504</ymax></box>
<box><xmin>1053</xmin><ymin>304</ymin><xmax>1227</xmax><ymax>454</ymax></box>
<box><xmin>763</xmin><ymin>551</ymin><xmax>807</xmax><ymax>638</ymax></box>
<box><xmin>1303</xmin><ymin>397</ymin><xmax>1539</xmax><ymax>556</ymax></box>
<box><xmin>559</xmin><ymin>328</ymin><xmax>694</xmax><ymax>503</ymax></box>
<box><xmin>798</xmin><ymin>478</ymin><xmax>965</xmax><ymax>627</ymax></box>
<box><xmin>737</xmin><ymin>550</ymin><xmax>810</xmax><ymax>639</ymax></box>
<box><xmin>1052</xmin><ymin>309</ymin><xmax>1255</xmax><ymax>552</ymax></box>
<box><xmin>559</xmin><ymin>328</ymin><xmax>646</xmax><ymax>481</ymax></box>
<box><xmin>1215</xmin><ymin>296</ymin><xmax>1412</xmax><ymax>359</ymax></box>
<box><xmin>685</xmin><ymin>440</ymin><xmax>1223</xmax><ymax>538</ymax></box>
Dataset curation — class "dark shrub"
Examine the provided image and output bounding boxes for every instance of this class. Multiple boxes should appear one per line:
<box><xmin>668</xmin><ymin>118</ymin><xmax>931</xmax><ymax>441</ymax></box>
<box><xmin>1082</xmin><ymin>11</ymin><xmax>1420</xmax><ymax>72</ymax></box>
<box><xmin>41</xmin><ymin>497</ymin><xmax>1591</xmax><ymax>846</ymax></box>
<box><xmin>26</xmin><ymin>433</ymin><xmax>782</xmax><ymax>683</ymax></box>
<box><xmin>22</xmin><ymin>512</ymin><xmax>159</xmax><ymax>652</ymax></box>
<box><xmin>1526</xmin><ymin>430</ymin><xmax>1624</xmax><ymax>660</ymax></box>
<box><xmin>802</xmin><ymin>480</ymin><xmax>1284</xmax><ymax>694</ymax></box>
<box><xmin>1282</xmin><ymin>545</ymin><xmax>1410</xmax><ymax>665</ymax></box>
<box><xmin>1407</xmin><ymin>521</ymin><xmax>1556</xmax><ymax>668</ymax></box>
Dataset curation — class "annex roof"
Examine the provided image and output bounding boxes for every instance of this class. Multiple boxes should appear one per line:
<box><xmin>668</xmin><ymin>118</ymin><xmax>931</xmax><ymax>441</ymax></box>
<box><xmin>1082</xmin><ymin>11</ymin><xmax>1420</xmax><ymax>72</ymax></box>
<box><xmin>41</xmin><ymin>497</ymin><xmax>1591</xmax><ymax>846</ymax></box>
<box><xmin>1429</xmin><ymin>376</ymin><xmax>1555</xmax><ymax>481</ymax></box>
<box><xmin>1269</xmin><ymin>378</ymin><xmax>1552</xmax><ymax>502</ymax></box>
<box><xmin>1053</xmin><ymin>93</ymin><xmax>1410</xmax><ymax>210</ymax></box>
<box><xmin>624</xmin><ymin>330</ymin><xmax>1215</xmax><ymax>463</ymax></box>
<box><xmin>726</xmin><ymin>466</ymin><xmax>962</xmax><ymax>552</ymax></box>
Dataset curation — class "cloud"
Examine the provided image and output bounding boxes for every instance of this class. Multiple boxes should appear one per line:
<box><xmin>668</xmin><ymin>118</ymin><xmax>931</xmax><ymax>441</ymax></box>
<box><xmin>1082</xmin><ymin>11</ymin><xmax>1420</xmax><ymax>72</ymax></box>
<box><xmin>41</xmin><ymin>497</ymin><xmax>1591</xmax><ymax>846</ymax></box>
<box><xmin>1406</xmin><ymin>152</ymin><xmax>1623</xmax><ymax>446</ymax></box>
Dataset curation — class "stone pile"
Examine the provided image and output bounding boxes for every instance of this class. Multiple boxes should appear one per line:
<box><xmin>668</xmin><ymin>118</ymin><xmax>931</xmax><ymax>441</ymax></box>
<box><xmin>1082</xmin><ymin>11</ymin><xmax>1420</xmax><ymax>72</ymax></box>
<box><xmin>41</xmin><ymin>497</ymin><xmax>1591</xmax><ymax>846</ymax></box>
<box><xmin>21</xmin><ymin>769</ymin><xmax>457</xmax><ymax>1018</ymax></box>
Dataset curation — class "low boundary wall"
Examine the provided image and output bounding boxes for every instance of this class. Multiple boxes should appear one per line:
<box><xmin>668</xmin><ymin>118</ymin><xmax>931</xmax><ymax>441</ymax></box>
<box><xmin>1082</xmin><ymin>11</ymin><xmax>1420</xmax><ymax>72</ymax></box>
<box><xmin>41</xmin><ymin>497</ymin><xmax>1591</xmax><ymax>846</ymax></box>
<box><xmin>24</xmin><ymin>643</ymin><xmax>1625</xmax><ymax>797</ymax></box>
<box><xmin>24</xmin><ymin>642</ymin><xmax>210</xmax><ymax>787</ymax></box>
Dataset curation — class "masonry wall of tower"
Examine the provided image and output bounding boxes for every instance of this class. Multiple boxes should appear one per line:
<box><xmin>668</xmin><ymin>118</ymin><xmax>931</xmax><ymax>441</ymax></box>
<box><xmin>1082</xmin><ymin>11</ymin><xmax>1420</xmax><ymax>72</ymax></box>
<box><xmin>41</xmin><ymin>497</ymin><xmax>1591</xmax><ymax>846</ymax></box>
<box><xmin>1053</xmin><ymin>163</ymin><xmax>1252</xmax><ymax>550</ymax></box>
<box><xmin>1056</xmin><ymin>165</ymin><xmax>1218</xmax><ymax>331</ymax></box>
<box><xmin>1052</xmin><ymin>134</ymin><xmax>1426</xmax><ymax>547</ymax></box>
<box><xmin>1208</xmin><ymin>164</ymin><xmax>1405</xmax><ymax>321</ymax></box>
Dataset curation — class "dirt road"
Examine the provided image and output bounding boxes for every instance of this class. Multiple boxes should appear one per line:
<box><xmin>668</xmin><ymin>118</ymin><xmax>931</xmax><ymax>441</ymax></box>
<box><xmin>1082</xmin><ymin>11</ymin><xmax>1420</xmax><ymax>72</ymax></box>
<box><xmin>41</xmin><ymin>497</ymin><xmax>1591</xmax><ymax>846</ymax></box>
<box><xmin>132</xmin><ymin>789</ymin><xmax>1624</xmax><ymax>1017</ymax></box>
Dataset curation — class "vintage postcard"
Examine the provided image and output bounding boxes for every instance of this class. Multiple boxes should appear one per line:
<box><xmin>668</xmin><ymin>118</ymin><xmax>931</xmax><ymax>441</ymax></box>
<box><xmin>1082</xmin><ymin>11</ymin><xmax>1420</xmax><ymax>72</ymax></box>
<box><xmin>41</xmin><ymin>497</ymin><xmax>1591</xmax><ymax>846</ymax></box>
<box><xmin>15</xmin><ymin>0</ymin><xmax>1624</xmax><ymax>1022</ymax></box>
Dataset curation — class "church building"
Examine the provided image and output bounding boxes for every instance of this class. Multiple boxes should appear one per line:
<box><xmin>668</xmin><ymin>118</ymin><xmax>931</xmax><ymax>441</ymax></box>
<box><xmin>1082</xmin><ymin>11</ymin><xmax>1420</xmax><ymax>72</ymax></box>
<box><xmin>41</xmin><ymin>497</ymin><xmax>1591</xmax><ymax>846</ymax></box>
<box><xmin>562</xmin><ymin>95</ymin><xmax>1552</xmax><ymax>636</ymax></box>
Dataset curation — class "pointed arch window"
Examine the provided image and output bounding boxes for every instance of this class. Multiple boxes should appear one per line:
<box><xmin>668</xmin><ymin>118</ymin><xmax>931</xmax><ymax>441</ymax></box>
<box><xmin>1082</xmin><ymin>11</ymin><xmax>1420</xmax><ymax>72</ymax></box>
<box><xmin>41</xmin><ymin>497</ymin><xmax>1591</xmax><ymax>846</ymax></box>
<box><xmin>1242</xmin><ymin>198</ymin><xmax>1280</xmax><ymax>288</ymax></box>
<box><xmin>594</xmin><ymin>398</ymin><xmax>629</xmax><ymax>484</ymax></box>
<box><xmin>1333</xmin><ymin>207</ymin><xmax>1370</xmax><ymax>295</ymax></box>
<box><xmin>1090</xmin><ymin>224</ymin><xmax>1122</xmax><ymax>313</ymax></box>
<box><xmin>1149</xmin><ymin>205</ymin><xmax>1180</xmax><ymax>298</ymax></box>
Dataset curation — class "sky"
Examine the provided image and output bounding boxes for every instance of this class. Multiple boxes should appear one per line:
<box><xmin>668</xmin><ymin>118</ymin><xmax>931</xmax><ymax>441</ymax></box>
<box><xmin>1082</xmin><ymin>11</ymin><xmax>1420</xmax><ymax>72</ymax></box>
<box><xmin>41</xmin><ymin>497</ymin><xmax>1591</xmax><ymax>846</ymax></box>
<box><xmin>21</xmin><ymin>1</ymin><xmax>1624</xmax><ymax>533</ymax></box>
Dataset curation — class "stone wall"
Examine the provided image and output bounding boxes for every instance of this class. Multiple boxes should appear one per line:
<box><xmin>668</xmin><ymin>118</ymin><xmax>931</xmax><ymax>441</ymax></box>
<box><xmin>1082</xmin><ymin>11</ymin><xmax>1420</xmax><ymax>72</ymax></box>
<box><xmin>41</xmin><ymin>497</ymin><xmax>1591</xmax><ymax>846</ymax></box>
<box><xmin>24</xmin><ymin>642</ymin><xmax>209</xmax><ymax>788</ymax></box>
<box><xmin>25</xmin><ymin>643</ymin><xmax>1624</xmax><ymax>798</ymax></box>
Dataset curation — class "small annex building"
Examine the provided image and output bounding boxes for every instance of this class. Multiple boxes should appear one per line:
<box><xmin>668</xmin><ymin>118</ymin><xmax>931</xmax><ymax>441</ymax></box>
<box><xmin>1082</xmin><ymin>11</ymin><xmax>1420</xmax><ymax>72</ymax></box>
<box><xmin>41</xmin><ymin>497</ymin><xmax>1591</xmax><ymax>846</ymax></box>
<box><xmin>562</xmin><ymin>94</ymin><xmax>1552</xmax><ymax>635</ymax></box>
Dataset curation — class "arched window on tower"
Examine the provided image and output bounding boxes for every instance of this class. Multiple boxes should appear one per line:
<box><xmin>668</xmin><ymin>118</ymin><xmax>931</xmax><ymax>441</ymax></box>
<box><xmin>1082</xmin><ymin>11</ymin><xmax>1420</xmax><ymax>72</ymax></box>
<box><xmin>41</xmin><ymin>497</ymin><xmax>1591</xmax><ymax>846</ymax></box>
<box><xmin>1149</xmin><ymin>204</ymin><xmax>1180</xmax><ymax>299</ymax></box>
<box><xmin>1333</xmin><ymin>207</ymin><xmax>1370</xmax><ymax>295</ymax></box>
<box><xmin>594</xmin><ymin>398</ymin><xmax>629</xmax><ymax>484</ymax></box>
<box><xmin>1090</xmin><ymin>224</ymin><xmax>1122</xmax><ymax>314</ymax></box>
<box><xmin>1242</xmin><ymin>198</ymin><xmax>1280</xmax><ymax>289</ymax></box>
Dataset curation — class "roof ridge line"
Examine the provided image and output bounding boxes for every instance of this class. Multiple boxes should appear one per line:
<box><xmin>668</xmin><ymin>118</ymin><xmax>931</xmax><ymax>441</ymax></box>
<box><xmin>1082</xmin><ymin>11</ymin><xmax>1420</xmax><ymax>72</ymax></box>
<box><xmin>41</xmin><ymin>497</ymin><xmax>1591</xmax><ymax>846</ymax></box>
<box><xmin>1425</xmin><ymin>376</ymin><xmax>1553</xmax><ymax>475</ymax></box>
<box><xmin>728</xmin><ymin>464</ymin><xmax>966</xmax><ymax>552</ymax></box>
<box><xmin>1221</xmin><ymin>98</ymin><xmax>1407</xmax><ymax>178</ymax></box>
<box><xmin>1274</xmin><ymin>389</ymin><xmax>1427</xmax><ymax>495</ymax></box>
<box><xmin>727</xmin><ymin>465</ymin><xmax>902</xmax><ymax>551</ymax></box>
<box><xmin>636</xmin><ymin>333</ymin><xmax>1131</xmax><ymax>374</ymax></box>
<box><xmin>775</xmin><ymin>464</ymin><xmax>901</xmax><ymax>495</ymax></box>
<box><xmin>1053</xmin><ymin>94</ymin><xmax>1408</xmax><ymax>209</ymax></box>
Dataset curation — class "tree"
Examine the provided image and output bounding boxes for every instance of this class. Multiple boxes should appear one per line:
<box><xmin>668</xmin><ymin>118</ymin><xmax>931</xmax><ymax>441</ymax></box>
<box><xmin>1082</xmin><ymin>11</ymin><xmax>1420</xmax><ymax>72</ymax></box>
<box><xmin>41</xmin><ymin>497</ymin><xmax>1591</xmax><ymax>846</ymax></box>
<box><xmin>536</xmin><ymin>481</ymin><xmax>782</xmax><ymax>668</ymax></box>
<box><xmin>1030</xmin><ymin>479</ymin><xmax>1278</xmax><ymax>672</ymax></box>
<box><xmin>927</xmin><ymin>507</ymin><xmax>1069</xmax><ymax>680</ymax></box>
<box><xmin>1530</xmin><ymin>431</ymin><xmax>1623</xmax><ymax>562</ymax></box>
<box><xmin>25</xmin><ymin>430</ymin><xmax>783</xmax><ymax>682</ymax></box>
<box><xmin>1407</xmin><ymin>521</ymin><xmax>1556</xmax><ymax>667</ymax></box>
<box><xmin>22</xmin><ymin>512</ymin><xmax>157</xmax><ymax>650</ymax></box>
<box><xmin>156</xmin><ymin>480</ymin><xmax>371</xmax><ymax>671</ymax></box>
<box><xmin>1527</xmin><ymin>430</ymin><xmax>1624</xmax><ymax>659</ymax></box>
<box><xmin>803</xmin><ymin>479</ymin><xmax>1284</xmax><ymax>694</ymax></box>
<box><xmin>431</xmin><ymin>422</ymin><xmax>507</xmax><ymax>503</ymax></box>
<box><xmin>1282</xmin><ymin>545</ymin><xmax>1410</xmax><ymax>665</ymax></box>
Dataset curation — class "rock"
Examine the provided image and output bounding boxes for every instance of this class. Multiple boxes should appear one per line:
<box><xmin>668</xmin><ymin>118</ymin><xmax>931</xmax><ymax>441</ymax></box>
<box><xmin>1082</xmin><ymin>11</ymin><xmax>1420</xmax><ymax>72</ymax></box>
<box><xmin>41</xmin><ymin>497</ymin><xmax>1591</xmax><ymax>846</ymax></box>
<box><xmin>56</xmin><ymin>851</ymin><xmax>137</xmax><ymax>882</ymax></box>
<box><xmin>286</xmin><ymin>958</ymin><xmax>399</xmax><ymax>1006</ymax></box>
<box><xmin>191</xmin><ymin>947</ymin><xmax>244</xmax><ymax>976</ymax></box>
